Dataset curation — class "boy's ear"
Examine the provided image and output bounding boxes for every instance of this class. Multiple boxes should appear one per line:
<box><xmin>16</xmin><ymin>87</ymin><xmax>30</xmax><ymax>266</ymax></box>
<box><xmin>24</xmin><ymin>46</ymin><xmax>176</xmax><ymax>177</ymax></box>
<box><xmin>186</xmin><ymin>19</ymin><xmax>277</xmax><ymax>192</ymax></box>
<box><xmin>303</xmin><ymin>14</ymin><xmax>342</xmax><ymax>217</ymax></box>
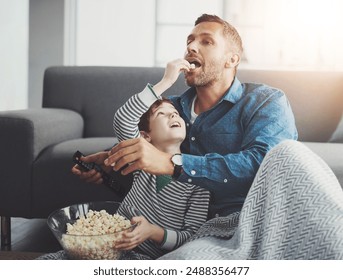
<box><xmin>140</xmin><ymin>131</ymin><xmax>151</xmax><ymax>142</ymax></box>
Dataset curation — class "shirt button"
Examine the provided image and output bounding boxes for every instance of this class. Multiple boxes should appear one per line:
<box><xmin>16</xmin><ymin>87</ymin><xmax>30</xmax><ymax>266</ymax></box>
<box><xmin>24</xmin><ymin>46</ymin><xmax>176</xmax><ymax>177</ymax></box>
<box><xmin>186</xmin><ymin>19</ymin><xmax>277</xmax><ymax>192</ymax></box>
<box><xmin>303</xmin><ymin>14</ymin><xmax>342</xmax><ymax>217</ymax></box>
<box><xmin>186</xmin><ymin>123</ymin><xmax>189</xmax><ymax>127</ymax></box>
<box><xmin>191</xmin><ymin>170</ymin><xmax>196</xmax><ymax>175</ymax></box>
<box><xmin>188</xmin><ymin>178</ymin><xmax>192</xmax><ymax>183</ymax></box>
<box><xmin>224</xmin><ymin>179</ymin><xmax>228</xmax><ymax>183</ymax></box>
<box><xmin>191</xmin><ymin>137</ymin><xmax>195</xmax><ymax>141</ymax></box>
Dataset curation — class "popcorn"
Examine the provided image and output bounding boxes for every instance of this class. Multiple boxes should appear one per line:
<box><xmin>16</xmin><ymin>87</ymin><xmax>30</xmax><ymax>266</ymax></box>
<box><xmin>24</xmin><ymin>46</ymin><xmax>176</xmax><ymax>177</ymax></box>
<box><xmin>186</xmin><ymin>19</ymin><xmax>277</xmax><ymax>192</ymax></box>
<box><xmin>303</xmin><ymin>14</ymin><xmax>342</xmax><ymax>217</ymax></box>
<box><xmin>190</xmin><ymin>63</ymin><xmax>196</xmax><ymax>69</ymax></box>
<box><xmin>61</xmin><ymin>210</ymin><xmax>132</xmax><ymax>259</ymax></box>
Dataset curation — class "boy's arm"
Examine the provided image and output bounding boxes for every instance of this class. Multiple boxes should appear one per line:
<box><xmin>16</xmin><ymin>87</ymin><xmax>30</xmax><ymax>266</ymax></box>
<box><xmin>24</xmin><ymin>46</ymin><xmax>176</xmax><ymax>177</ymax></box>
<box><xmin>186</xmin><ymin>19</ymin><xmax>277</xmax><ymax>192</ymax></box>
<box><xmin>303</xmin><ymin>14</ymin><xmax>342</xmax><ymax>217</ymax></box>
<box><xmin>113</xmin><ymin>59</ymin><xmax>193</xmax><ymax>142</ymax></box>
<box><xmin>160</xmin><ymin>187</ymin><xmax>210</xmax><ymax>250</ymax></box>
<box><xmin>113</xmin><ymin>87</ymin><xmax>157</xmax><ymax>142</ymax></box>
<box><xmin>115</xmin><ymin>187</ymin><xmax>210</xmax><ymax>251</ymax></box>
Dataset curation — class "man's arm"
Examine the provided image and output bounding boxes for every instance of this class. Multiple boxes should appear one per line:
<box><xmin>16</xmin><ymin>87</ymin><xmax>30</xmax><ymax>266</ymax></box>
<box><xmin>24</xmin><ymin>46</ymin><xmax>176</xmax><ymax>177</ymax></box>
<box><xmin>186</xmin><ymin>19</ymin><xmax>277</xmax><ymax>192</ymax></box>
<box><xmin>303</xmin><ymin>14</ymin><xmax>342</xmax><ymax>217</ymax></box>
<box><xmin>105</xmin><ymin>137</ymin><xmax>175</xmax><ymax>176</ymax></box>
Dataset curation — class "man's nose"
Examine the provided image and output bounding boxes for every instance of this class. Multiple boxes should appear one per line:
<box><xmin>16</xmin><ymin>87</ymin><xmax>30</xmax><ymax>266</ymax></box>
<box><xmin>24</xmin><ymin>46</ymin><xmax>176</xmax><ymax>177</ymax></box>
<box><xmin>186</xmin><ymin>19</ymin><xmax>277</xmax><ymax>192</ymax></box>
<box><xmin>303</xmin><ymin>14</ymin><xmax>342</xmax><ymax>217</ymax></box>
<box><xmin>186</xmin><ymin>41</ymin><xmax>198</xmax><ymax>54</ymax></box>
<box><xmin>170</xmin><ymin>112</ymin><xmax>177</xmax><ymax>118</ymax></box>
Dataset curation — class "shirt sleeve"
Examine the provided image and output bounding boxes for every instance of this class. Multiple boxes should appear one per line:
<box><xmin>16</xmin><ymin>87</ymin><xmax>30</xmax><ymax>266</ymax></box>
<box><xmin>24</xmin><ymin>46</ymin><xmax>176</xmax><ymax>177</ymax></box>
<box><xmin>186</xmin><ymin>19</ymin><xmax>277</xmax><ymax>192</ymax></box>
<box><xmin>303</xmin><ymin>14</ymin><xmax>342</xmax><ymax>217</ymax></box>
<box><xmin>113</xmin><ymin>84</ymin><xmax>159</xmax><ymax>142</ymax></box>
<box><xmin>178</xmin><ymin>90</ymin><xmax>298</xmax><ymax>187</ymax></box>
<box><xmin>160</xmin><ymin>186</ymin><xmax>210</xmax><ymax>250</ymax></box>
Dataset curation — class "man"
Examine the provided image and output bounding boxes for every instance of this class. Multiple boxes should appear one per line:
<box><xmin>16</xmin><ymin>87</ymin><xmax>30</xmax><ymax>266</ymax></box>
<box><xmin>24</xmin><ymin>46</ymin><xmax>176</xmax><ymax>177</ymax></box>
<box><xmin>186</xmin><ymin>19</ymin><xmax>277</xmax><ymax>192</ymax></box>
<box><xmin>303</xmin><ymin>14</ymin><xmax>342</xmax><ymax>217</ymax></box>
<box><xmin>73</xmin><ymin>14</ymin><xmax>297</xmax><ymax>218</ymax></box>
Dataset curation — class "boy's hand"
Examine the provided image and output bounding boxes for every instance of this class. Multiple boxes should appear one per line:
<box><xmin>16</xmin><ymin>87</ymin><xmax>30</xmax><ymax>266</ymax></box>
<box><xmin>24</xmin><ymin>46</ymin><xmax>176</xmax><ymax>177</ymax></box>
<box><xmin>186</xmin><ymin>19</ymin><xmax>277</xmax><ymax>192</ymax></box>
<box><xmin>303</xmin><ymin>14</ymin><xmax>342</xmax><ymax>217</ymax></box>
<box><xmin>162</xmin><ymin>58</ymin><xmax>194</xmax><ymax>86</ymax></box>
<box><xmin>115</xmin><ymin>216</ymin><xmax>164</xmax><ymax>250</ymax></box>
<box><xmin>152</xmin><ymin>58</ymin><xmax>194</xmax><ymax>96</ymax></box>
<box><xmin>71</xmin><ymin>151</ymin><xmax>112</xmax><ymax>184</ymax></box>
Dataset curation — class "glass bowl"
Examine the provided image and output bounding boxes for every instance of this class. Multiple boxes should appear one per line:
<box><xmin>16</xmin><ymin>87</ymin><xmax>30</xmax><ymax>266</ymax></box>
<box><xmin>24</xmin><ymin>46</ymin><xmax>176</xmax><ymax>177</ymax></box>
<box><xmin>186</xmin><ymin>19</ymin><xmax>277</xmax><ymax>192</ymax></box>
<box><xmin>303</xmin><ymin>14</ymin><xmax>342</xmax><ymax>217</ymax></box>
<box><xmin>47</xmin><ymin>201</ymin><xmax>139</xmax><ymax>260</ymax></box>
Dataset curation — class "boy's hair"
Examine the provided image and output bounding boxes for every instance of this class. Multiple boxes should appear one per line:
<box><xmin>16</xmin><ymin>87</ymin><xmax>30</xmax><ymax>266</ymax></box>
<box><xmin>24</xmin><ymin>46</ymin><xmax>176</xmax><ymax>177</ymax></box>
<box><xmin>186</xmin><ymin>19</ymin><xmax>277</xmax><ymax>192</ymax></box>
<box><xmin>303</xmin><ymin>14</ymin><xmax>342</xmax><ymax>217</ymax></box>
<box><xmin>195</xmin><ymin>14</ymin><xmax>243</xmax><ymax>56</ymax></box>
<box><xmin>138</xmin><ymin>98</ymin><xmax>174</xmax><ymax>132</ymax></box>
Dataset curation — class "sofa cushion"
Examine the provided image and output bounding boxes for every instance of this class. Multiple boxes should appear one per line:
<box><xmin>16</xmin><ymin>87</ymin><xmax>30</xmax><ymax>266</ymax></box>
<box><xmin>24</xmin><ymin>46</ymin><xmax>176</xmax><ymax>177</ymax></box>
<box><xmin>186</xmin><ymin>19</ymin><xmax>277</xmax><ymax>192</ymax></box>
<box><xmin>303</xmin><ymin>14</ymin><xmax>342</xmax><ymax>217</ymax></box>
<box><xmin>329</xmin><ymin>114</ymin><xmax>343</xmax><ymax>143</ymax></box>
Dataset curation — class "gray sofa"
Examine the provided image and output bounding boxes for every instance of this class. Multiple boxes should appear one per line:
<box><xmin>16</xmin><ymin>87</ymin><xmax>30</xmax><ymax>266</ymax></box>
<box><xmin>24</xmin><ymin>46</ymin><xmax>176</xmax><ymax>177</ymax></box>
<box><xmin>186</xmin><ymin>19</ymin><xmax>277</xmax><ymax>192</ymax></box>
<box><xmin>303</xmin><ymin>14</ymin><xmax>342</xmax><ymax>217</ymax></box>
<box><xmin>1</xmin><ymin>66</ymin><xmax>343</xmax><ymax>249</ymax></box>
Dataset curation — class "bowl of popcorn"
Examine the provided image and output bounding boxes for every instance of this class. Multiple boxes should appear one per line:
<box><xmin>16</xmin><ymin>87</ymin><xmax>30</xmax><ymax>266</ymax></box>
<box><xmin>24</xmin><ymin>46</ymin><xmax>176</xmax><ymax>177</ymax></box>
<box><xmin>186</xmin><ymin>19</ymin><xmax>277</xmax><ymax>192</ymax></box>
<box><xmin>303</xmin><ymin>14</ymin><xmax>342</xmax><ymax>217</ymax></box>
<box><xmin>47</xmin><ymin>201</ymin><xmax>139</xmax><ymax>260</ymax></box>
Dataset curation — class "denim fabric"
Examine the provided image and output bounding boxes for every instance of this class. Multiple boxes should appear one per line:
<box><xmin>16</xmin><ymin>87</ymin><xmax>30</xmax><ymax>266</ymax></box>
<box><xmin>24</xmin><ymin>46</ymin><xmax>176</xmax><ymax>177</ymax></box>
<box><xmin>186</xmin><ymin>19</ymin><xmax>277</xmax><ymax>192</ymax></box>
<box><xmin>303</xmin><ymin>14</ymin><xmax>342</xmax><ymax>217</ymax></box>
<box><xmin>169</xmin><ymin>77</ymin><xmax>298</xmax><ymax>217</ymax></box>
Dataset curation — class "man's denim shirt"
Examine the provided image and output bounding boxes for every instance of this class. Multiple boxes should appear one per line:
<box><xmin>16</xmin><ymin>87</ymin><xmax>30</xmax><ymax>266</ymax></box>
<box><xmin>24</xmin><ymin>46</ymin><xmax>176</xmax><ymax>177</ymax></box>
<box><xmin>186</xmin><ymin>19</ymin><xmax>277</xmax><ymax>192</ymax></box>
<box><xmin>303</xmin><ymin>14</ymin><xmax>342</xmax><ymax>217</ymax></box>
<box><xmin>169</xmin><ymin>77</ymin><xmax>298</xmax><ymax>217</ymax></box>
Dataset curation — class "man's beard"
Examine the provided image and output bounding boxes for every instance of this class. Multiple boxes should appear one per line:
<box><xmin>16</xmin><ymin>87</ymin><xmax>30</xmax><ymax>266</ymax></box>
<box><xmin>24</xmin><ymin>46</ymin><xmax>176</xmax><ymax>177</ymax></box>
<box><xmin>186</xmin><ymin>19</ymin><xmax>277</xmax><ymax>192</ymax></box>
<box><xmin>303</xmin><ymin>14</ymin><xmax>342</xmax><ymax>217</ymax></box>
<box><xmin>185</xmin><ymin>61</ymin><xmax>222</xmax><ymax>87</ymax></box>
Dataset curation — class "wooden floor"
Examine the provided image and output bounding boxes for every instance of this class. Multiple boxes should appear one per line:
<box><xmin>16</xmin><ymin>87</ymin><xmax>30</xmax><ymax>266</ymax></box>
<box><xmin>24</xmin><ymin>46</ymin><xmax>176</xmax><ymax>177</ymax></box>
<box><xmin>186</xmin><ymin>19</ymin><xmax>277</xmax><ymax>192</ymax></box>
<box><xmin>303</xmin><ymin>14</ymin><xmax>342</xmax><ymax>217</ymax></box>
<box><xmin>1</xmin><ymin>217</ymin><xmax>62</xmax><ymax>253</ymax></box>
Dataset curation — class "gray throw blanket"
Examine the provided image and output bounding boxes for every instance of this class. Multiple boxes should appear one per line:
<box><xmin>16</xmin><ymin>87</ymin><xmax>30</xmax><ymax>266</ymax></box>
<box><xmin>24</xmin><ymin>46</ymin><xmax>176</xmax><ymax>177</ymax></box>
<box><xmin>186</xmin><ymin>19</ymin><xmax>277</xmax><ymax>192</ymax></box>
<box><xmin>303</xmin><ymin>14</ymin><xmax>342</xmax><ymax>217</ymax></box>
<box><xmin>159</xmin><ymin>140</ymin><xmax>343</xmax><ymax>260</ymax></box>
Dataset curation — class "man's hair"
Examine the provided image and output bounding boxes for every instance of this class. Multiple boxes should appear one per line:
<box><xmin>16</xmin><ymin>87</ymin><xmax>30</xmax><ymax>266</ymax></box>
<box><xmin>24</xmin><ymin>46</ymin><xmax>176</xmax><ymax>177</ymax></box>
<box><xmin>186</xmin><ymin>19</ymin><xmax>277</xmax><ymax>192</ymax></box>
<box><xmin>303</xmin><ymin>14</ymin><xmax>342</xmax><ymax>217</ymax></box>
<box><xmin>195</xmin><ymin>14</ymin><xmax>243</xmax><ymax>56</ymax></box>
<box><xmin>138</xmin><ymin>98</ymin><xmax>174</xmax><ymax>132</ymax></box>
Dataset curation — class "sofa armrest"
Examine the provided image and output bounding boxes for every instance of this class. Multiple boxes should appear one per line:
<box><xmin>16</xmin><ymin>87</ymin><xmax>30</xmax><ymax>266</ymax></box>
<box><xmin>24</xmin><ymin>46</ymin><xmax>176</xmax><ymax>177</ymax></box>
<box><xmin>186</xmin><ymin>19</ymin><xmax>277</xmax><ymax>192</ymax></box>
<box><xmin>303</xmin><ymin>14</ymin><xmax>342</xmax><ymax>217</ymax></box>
<box><xmin>0</xmin><ymin>108</ymin><xmax>83</xmax><ymax>217</ymax></box>
<box><xmin>0</xmin><ymin>108</ymin><xmax>84</xmax><ymax>159</ymax></box>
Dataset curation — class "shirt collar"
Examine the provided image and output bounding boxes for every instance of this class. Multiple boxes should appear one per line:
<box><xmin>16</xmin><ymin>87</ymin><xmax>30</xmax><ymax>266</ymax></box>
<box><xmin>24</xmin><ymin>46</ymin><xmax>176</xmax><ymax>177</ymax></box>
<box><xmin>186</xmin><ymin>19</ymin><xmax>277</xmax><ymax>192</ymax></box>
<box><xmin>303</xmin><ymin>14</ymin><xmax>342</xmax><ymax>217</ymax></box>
<box><xmin>222</xmin><ymin>77</ymin><xmax>243</xmax><ymax>104</ymax></box>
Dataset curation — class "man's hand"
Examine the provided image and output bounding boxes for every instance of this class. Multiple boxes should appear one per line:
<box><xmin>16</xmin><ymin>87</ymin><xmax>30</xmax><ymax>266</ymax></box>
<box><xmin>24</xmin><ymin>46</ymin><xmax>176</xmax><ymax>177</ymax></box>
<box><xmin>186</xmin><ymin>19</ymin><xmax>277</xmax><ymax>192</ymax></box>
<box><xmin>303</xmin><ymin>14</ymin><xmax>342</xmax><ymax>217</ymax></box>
<box><xmin>115</xmin><ymin>216</ymin><xmax>164</xmax><ymax>250</ymax></box>
<box><xmin>71</xmin><ymin>151</ymin><xmax>111</xmax><ymax>184</ymax></box>
<box><xmin>105</xmin><ymin>138</ymin><xmax>174</xmax><ymax>176</ymax></box>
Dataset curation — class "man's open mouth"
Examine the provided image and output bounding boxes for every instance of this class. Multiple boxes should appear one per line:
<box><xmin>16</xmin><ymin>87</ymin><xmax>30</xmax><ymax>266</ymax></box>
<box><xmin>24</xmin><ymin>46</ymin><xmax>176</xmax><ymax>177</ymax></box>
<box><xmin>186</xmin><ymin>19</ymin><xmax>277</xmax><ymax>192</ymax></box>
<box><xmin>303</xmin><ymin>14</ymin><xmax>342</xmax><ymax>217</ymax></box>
<box><xmin>186</xmin><ymin>57</ymin><xmax>202</xmax><ymax>69</ymax></box>
<box><xmin>190</xmin><ymin>61</ymin><xmax>201</xmax><ymax>68</ymax></box>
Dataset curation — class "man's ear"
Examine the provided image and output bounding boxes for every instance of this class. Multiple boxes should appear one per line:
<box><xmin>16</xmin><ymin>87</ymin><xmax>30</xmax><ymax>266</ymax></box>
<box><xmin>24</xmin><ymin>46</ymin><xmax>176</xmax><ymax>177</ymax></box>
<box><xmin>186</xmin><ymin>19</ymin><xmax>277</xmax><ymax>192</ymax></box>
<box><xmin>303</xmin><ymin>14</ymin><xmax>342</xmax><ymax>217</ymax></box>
<box><xmin>140</xmin><ymin>131</ymin><xmax>151</xmax><ymax>142</ymax></box>
<box><xmin>225</xmin><ymin>53</ymin><xmax>241</xmax><ymax>68</ymax></box>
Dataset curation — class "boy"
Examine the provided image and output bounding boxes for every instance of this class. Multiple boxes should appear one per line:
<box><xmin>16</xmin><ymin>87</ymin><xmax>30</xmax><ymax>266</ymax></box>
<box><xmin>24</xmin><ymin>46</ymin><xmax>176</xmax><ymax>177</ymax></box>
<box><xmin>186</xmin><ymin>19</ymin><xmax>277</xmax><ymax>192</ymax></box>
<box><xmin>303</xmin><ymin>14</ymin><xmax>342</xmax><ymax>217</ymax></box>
<box><xmin>114</xmin><ymin>63</ymin><xmax>210</xmax><ymax>259</ymax></box>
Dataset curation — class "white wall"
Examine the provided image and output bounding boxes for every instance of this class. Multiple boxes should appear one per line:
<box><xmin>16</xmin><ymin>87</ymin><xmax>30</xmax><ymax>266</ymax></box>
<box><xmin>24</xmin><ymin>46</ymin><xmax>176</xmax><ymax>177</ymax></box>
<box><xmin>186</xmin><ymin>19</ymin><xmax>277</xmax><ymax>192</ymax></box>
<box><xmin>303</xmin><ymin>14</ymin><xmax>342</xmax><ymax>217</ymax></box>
<box><xmin>73</xmin><ymin>0</ymin><xmax>223</xmax><ymax>67</ymax></box>
<box><xmin>225</xmin><ymin>0</ymin><xmax>343</xmax><ymax>70</ymax></box>
<box><xmin>0</xmin><ymin>0</ymin><xmax>28</xmax><ymax>110</ymax></box>
<box><xmin>75</xmin><ymin>0</ymin><xmax>156</xmax><ymax>66</ymax></box>
<box><xmin>74</xmin><ymin>0</ymin><xmax>343</xmax><ymax>70</ymax></box>
<box><xmin>155</xmin><ymin>0</ymin><xmax>223</xmax><ymax>65</ymax></box>
<box><xmin>29</xmin><ymin>0</ymin><xmax>65</xmax><ymax>108</ymax></box>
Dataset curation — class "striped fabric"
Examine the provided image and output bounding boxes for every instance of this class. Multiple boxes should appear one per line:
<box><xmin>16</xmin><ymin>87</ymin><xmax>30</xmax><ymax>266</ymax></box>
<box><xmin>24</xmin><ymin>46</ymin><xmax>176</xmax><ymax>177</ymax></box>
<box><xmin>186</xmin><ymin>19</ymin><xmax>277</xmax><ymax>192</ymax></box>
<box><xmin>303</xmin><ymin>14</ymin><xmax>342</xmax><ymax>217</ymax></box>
<box><xmin>113</xmin><ymin>94</ymin><xmax>147</xmax><ymax>142</ymax></box>
<box><xmin>118</xmin><ymin>171</ymin><xmax>210</xmax><ymax>259</ymax></box>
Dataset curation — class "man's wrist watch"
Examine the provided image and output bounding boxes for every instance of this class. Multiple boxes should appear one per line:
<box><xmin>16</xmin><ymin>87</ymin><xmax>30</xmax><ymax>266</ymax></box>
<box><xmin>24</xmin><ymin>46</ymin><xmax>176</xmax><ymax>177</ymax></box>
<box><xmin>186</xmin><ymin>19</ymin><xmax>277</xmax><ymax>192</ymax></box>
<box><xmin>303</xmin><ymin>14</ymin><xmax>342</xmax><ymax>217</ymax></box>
<box><xmin>171</xmin><ymin>153</ymin><xmax>183</xmax><ymax>179</ymax></box>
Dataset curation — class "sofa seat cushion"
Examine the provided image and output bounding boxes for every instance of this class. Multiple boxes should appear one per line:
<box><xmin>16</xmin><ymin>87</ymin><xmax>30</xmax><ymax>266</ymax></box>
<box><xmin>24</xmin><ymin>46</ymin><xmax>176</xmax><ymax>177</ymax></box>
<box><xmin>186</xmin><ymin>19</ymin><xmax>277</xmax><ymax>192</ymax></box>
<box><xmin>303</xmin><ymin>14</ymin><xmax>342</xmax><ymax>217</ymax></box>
<box><xmin>31</xmin><ymin>137</ymin><xmax>122</xmax><ymax>218</ymax></box>
<box><xmin>303</xmin><ymin>142</ymin><xmax>343</xmax><ymax>188</ymax></box>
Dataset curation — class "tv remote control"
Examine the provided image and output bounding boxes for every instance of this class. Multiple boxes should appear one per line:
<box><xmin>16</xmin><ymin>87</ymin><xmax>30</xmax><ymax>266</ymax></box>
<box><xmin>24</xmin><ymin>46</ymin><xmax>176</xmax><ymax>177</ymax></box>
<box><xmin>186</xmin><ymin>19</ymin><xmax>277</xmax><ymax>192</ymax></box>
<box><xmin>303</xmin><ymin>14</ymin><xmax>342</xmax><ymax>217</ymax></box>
<box><xmin>72</xmin><ymin>150</ymin><xmax>125</xmax><ymax>195</ymax></box>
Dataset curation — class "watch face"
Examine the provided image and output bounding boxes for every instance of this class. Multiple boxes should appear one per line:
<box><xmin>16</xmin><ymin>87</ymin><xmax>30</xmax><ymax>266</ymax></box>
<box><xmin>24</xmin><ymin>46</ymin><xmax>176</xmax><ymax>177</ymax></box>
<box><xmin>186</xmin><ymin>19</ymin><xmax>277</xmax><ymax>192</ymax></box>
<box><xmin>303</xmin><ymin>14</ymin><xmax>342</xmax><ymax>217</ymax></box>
<box><xmin>172</xmin><ymin>154</ymin><xmax>182</xmax><ymax>166</ymax></box>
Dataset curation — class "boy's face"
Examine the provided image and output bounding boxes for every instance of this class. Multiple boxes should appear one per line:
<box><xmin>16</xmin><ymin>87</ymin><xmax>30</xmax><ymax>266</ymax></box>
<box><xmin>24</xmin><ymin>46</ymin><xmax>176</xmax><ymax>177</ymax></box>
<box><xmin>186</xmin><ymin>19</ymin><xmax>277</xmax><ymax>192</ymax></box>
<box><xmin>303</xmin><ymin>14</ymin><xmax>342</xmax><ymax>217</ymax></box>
<box><xmin>146</xmin><ymin>102</ymin><xmax>186</xmax><ymax>148</ymax></box>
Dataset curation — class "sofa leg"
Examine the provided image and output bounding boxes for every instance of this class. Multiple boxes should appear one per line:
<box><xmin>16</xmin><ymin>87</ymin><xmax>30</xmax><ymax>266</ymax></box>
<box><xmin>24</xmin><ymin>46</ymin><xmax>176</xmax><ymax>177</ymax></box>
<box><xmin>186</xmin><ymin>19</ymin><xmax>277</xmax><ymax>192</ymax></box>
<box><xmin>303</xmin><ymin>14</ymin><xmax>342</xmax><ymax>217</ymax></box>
<box><xmin>1</xmin><ymin>216</ymin><xmax>11</xmax><ymax>250</ymax></box>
